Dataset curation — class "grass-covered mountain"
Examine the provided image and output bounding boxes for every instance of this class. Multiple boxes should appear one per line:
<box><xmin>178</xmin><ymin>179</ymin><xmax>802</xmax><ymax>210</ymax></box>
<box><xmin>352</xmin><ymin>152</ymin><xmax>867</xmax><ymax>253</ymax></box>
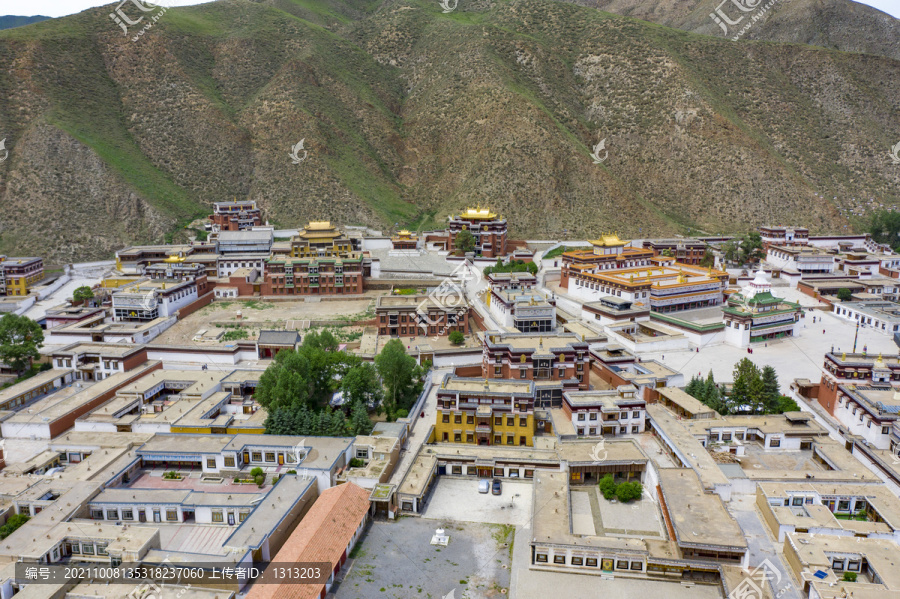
<box><xmin>0</xmin><ymin>16</ymin><xmax>51</xmax><ymax>31</ymax></box>
<box><xmin>575</xmin><ymin>0</ymin><xmax>900</xmax><ymax>62</ymax></box>
<box><xmin>0</xmin><ymin>0</ymin><xmax>897</xmax><ymax>262</ymax></box>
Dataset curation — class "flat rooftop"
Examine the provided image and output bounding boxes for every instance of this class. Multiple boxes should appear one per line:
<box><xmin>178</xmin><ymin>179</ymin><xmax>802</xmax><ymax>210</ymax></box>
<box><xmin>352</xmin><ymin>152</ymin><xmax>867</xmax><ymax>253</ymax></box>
<box><xmin>483</xmin><ymin>331</ymin><xmax>585</xmax><ymax>351</ymax></box>
<box><xmin>787</xmin><ymin>533</ymin><xmax>900</xmax><ymax>591</ymax></box>
<box><xmin>3</xmin><ymin>362</ymin><xmax>160</xmax><ymax>427</ymax></box>
<box><xmin>531</xmin><ymin>470</ymin><xmax>647</xmax><ymax>552</ymax></box>
<box><xmin>656</xmin><ymin>387</ymin><xmax>717</xmax><ymax>417</ymax></box>
<box><xmin>646</xmin><ymin>404</ymin><xmax>730</xmax><ymax>489</ymax></box>
<box><xmin>0</xmin><ymin>368</ymin><xmax>71</xmax><ymax>404</ymax></box>
<box><xmin>440</xmin><ymin>375</ymin><xmax>534</xmax><ymax>396</ymax></box>
<box><xmin>657</xmin><ymin>468</ymin><xmax>748</xmax><ymax>551</ymax></box>
<box><xmin>52</xmin><ymin>342</ymin><xmax>145</xmax><ymax>358</ymax></box>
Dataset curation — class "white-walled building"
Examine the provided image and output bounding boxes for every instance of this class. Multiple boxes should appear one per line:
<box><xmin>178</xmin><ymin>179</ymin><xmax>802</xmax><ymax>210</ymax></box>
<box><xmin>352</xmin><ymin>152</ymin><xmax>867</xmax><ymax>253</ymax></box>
<box><xmin>723</xmin><ymin>270</ymin><xmax>801</xmax><ymax>347</ymax></box>
<box><xmin>766</xmin><ymin>245</ymin><xmax>836</xmax><ymax>275</ymax></box>
<box><xmin>834</xmin><ymin>380</ymin><xmax>898</xmax><ymax>450</ymax></box>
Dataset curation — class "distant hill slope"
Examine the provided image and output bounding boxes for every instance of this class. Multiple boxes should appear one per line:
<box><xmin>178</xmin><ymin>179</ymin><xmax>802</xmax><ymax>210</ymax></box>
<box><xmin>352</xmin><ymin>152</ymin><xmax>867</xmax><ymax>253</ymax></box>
<box><xmin>0</xmin><ymin>16</ymin><xmax>51</xmax><ymax>31</ymax></box>
<box><xmin>0</xmin><ymin>0</ymin><xmax>897</xmax><ymax>262</ymax></box>
<box><xmin>573</xmin><ymin>0</ymin><xmax>900</xmax><ymax>61</ymax></box>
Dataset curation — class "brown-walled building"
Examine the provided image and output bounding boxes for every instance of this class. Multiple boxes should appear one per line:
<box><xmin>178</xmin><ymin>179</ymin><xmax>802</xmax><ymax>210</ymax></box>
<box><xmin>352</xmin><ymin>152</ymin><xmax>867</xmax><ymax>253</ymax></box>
<box><xmin>641</xmin><ymin>238</ymin><xmax>708</xmax><ymax>266</ymax></box>
<box><xmin>261</xmin><ymin>256</ymin><xmax>364</xmax><ymax>296</ymax></box>
<box><xmin>481</xmin><ymin>331</ymin><xmax>589</xmax><ymax>408</ymax></box>
<box><xmin>376</xmin><ymin>295</ymin><xmax>470</xmax><ymax>337</ymax></box>
<box><xmin>817</xmin><ymin>351</ymin><xmax>900</xmax><ymax>416</ymax></box>
<box><xmin>209</xmin><ymin>200</ymin><xmax>263</xmax><ymax>231</ymax></box>
<box><xmin>447</xmin><ymin>208</ymin><xmax>508</xmax><ymax>257</ymax></box>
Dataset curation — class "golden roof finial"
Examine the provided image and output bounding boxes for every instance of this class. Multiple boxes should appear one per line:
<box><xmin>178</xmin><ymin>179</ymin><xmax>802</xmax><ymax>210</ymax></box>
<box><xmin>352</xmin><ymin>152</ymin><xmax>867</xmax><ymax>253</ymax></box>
<box><xmin>842</xmin><ymin>352</ymin><xmax>847</xmax><ymax>361</ymax></box>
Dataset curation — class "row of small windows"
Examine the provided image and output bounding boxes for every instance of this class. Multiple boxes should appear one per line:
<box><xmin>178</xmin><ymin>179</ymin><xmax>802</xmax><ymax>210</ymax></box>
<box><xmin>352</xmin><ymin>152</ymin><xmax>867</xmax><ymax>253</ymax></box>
<box><xmin>534</xmin><ymin>554</ymin><xmax>643</xmax><ymax>571</ymax></box>
<box><xmin>576</xmin><ymin>410</ymin><xmax>642</xmax><ymax>421</ymax></box>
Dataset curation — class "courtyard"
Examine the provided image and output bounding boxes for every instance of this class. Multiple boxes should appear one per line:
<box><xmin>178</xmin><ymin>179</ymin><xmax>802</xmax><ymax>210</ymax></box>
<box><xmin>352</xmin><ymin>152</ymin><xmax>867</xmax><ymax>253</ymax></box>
<box><xmin>334</xmin><ymin>518</ymin><xmax>512</xmax><ymax>599</ymax></box>
<box><xmin>420</xmin><ymin>478</ymin><xmax>533</xmax><ymax>526</ymax></box>
<box><xmin>641</xmin><ymin>305</ymin><xmax>898</xmax><ymax>391</ymax></box>
<box><xmin>152</xmin><ymin>297</ymin><xmax>375</xmax><ymax>347</ymax></box>
<box><xmin>570</xmin><ymin>487</ymin><xmax>664</xmax><ymax>538</ymax></box>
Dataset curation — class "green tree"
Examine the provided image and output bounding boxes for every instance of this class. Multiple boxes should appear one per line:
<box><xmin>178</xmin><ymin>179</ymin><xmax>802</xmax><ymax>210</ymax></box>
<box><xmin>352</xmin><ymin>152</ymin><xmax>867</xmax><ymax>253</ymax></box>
<box><xmin>761</xmin><ymin>365</ymin><xmax>781</xmax><ymax>413</ymax></box>
<box><xmin>699</xmin><ymin>252</ymin><xmax>715</xmax><ymax>268</ymax></box>
<box><xmin>375</xmin><ymin>339</ymin><xmax>418</xmax><ymax>418</ymax></box>
<box><xmin>615</xmin><ymin>481</ymin><xmax>643</xmax><ymax>502</ymax></box>
<box><xmin>72</xmin><ymin>285</ymin><xmax>94</xmax><ymax>303</ymax></box>
<box><xmin>660</xmin><ymin>249</ymin><xmax>674</xmax><ymax>257</ymax></box>
<box><xmin>255</xmin><ymin>350</ymin><xmax>313</xmax><ymax>411</ymax></box>
<box><xmin>455</xmin><ymin>229</ymin><xmax>476</xmax><ymax>254</ymax></box>
<box><xmin>703</xmin><ymin>370</ymin><xmax>726</xmax><ymax>414</ymax></box>
<box><xmin>836</xmin><ymin>288</ymin><xmax>852</xmax><ymax>301</ymax></box>
<box><xmin>740</xmin><ymin>232</ymin><xmax>764</xmax><ymax>263</ymax></box>
<box><xmin>0</xmin><ymin>314</ymin><xmax>44</xmax><ymax>374</ymax></box>
<box><xmin>723</xmin><ymin>240</ymin><xmax>741</xmax><ymax>263</ymax></box>
<box><xmin>685</xmin><ymin>375</ymin><xmax>703</xmax><ymax>399</ymax></box>
<box><xmin>730</xmin><ymin>358</ymin><xmax>759</xmax><ymax>414</ymax></box>
<box><xmin>0</xmin><ymin>514</ymin><xmax>30</xmax><ymax>540</ymax></box>
<box><xmin>349</xmin><ymin>400</ymin><xmax>373</xmax><ymax>436</ymax></box>
<box><xmin>775</xmin><ymin>396</ymin><xmax>800</xmax><ymax>413</ymax></box>
<box><xmin>341</xmin><ymin>363</ymin><xmax>383</xmax><ymax>408</ymax></box>
<box><xmin>449</xmin><ymin>330</ymin><xmax>465</xmax><ymax>345</ymax></box>
<box><xmin>598</xmin><ymin>474</ymin><xmax>617</xmax><ymax>500</ymax></box>
<box><xmin>869</xmin><ymin>210</ymin><xmax>900</xmax><ymax>251</ymax></box>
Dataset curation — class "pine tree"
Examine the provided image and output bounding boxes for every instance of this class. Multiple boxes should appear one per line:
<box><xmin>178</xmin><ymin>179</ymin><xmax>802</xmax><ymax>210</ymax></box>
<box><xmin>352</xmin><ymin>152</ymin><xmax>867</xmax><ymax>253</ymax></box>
<box><xmin>685</xmin><ymin>376</ymin><xmax>703</xmax><ymax>399</ymax></box>
<box><xmin>328</xmin><ymin>409</ymin><xmax>350</xmax><ymax>436</ymax></box>
<box><xmin>748</xmin><ymin>372</ymin><xmax>766</xmax><ymax>414</ymax></box>
<box><xmin>703</xmin><ymin>371</ymin><xmax>726</xmax><ymax>415</ymax></box>
<box><xmin>761</xmin><ymin>366</ymin><xmax>780</xmax><ymax>413</ymax></box>
<box><xmin>350</xmin><ymin>401</ymin><xmax>373</xmax><ymax>436</ymax></box>
<box><xmin>730</xmin><ymin>358</ymin><xmax>758</xmax><ymax>414</ymax></box>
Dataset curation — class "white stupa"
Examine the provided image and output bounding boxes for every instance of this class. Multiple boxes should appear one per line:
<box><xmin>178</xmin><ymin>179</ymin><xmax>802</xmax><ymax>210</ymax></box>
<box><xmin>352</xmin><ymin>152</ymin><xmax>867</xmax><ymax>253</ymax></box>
<box><xmin>742</xmin><ymin>269</ymin><xmax>772</xmax><ymax>299</ymax></box>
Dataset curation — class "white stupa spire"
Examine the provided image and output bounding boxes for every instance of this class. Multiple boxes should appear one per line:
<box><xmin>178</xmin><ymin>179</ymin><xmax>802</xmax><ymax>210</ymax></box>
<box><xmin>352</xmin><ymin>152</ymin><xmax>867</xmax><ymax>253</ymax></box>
<box><xmin>743</xmin><ymin>269</ymin><xmax>771</xmax><ymax>299</ymax></box>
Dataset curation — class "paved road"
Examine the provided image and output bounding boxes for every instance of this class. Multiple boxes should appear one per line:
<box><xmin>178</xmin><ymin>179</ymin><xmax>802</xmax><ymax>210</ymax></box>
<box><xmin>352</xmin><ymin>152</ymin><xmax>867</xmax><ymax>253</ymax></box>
<box><xmin>730</xmin><ymin>497</ymin><xmax>800</xmax><ymax>599</ymax></box>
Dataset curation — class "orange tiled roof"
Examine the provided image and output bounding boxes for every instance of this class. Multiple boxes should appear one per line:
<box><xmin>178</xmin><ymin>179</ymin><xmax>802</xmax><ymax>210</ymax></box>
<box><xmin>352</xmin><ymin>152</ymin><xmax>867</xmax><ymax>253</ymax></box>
<box><xmin>247</xmin><ymin>482</ymin><xmax>370</xmax><ymax>599</ymax></box>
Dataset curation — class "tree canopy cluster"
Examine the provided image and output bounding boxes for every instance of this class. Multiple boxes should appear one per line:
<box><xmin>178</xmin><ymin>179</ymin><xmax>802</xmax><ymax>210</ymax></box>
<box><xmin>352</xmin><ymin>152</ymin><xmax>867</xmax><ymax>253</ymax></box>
<box><xmin>0</xmin><ymin>314</ymin><xmax>43</xmax><ymax>374</ymax></box>
<box><xmin>598</xmin><ymin>475</ymin><xmax>643</xmax><ymax>503</ymax></box>
<box><xmin>482</xmin><ymin>258</ymin><xmax>538</xmax><ymax>276</ymax></box>
<box><xmin>685</xmin><ymin>361</ymin><xmax>799</xmax><ymax>416</ymax></box>
<box><xmin>72</xmin><ymin>285</ymin><xmax>94</xmax><ymax>303</ymax></box>
<box><xmin>722</xmin><ymin>232</ymin><xmax>764</xmax><ymax>264</ymax></box>
<box><xmin>869</xmin><ymin>210</ymin><xmax>900</xmax><ymax>251</ymax></box>
<box><xmin>258</xmin><ymin>332</ymin><xmax>428</xmax><ymax>437</ymax></box>
<box><xmin>455</xmin><ymin>229</ymin><xmax>476</xmax><ymax>254</ymax></box>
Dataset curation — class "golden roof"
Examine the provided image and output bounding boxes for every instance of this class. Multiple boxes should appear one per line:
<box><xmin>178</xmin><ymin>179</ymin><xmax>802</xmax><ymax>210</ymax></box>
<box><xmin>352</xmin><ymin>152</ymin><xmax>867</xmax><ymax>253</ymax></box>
<box><xmin>297</xmin><ymin>221</ymin><xmax>342</xmax><ymax>240</ymax></box>
<box><xmin>589</xmin><ymin>234</ymin><xmax>627</xmax><ymax>247</ymax></box>
<box><xmin>459</xmin><ymin>208</ymin><xmax>497</xmax><ymax>220</ymax></box>
<box><xmin>305</xmin><ymin>221</ymin><xmax>334</xmax><ymax>231</ymax></box>
<box><xmin>163</xmin><ymin>255</ymin><xmax>186</xmax><ymax>263</ymax></box>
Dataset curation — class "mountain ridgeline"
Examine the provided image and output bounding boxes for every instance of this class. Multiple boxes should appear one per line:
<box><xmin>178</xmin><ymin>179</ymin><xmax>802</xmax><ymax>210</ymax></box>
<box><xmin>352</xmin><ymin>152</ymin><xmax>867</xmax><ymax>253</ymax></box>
<box><xmin>0</xmin><ymin>0</ymin><xmax>897</xmax><ymax>262</ymax></box>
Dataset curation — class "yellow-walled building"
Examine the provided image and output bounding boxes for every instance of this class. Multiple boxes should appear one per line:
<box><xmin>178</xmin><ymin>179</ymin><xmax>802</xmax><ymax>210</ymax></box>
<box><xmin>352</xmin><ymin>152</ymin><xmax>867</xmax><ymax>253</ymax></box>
<box><xmin>0</xmin><ymin>256</ymin><xmax>43</xmax><ymax>296</ymax></box>
<box><xmin>435</xmin><ymin>374</ymin><xmax>537</xmax><ymax>447</ymax></box>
